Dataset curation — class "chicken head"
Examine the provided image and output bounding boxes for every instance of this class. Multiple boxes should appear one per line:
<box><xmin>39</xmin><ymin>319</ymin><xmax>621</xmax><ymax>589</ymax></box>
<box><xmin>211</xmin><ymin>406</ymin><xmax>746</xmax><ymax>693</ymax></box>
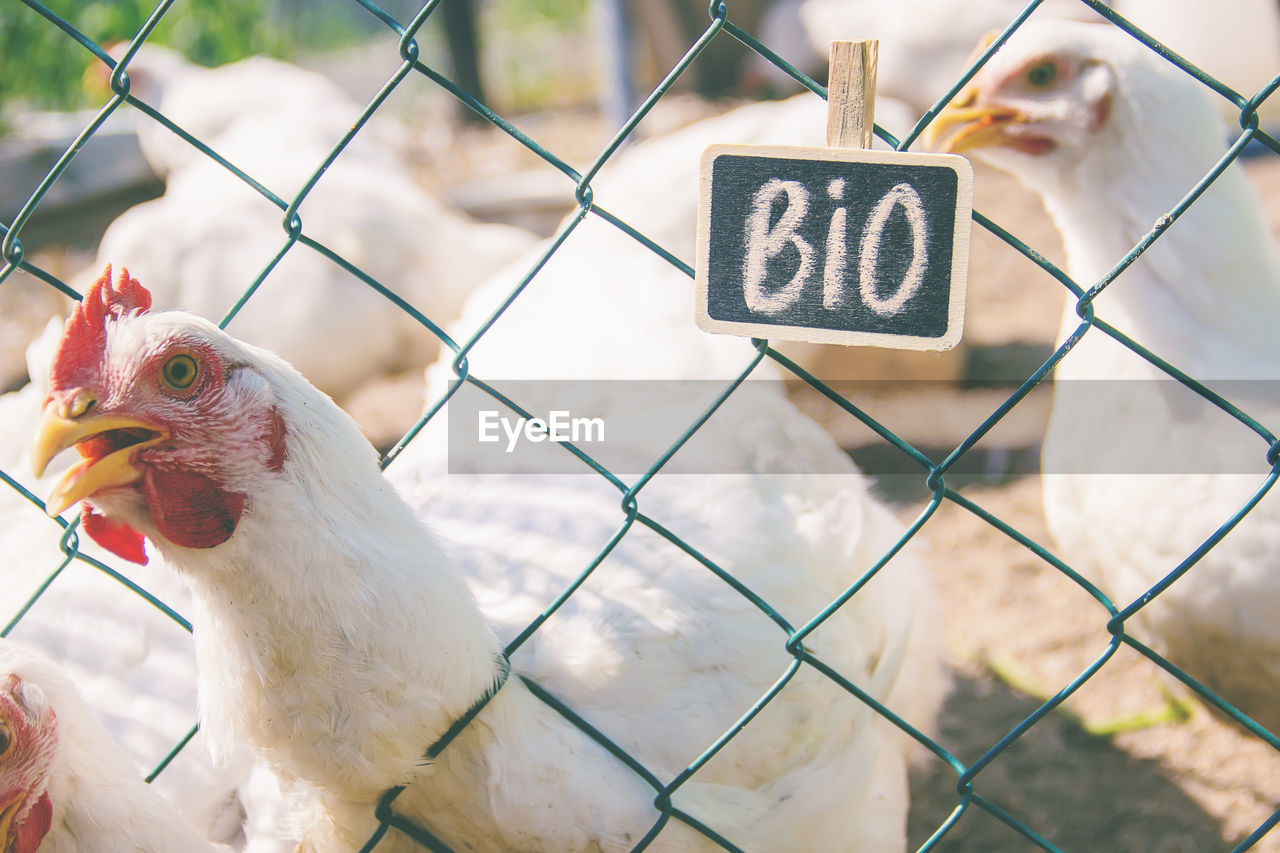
<box><xmin>30</xmin><ymin>266</ymin><xmax>287</xmax><ymax>564</ymax></box>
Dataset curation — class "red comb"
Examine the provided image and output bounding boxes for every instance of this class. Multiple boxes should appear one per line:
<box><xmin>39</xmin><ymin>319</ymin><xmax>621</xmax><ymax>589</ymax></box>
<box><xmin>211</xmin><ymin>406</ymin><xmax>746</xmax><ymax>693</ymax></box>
<box><xmin>49</xmin><ymin>265</ymin><xmax>152</xmax><ymax>395</ymax></box>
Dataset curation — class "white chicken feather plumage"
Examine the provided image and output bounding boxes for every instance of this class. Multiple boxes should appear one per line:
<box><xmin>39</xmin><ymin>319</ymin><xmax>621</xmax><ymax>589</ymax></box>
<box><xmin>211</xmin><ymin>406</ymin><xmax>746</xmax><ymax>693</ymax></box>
<box><xmin>85</xmin><ymin>135</ymin><xmax>536</xmax><ymax>401</ymax></box>
<box><xmin>422</xmin><ymin>89</ymin><xmax>918</xmax><ymax>394</ymax></box>
<box><xmin>931</xmin><ymin>19</ymin><xmax>1280</xmax><ymax>730</ymax></box>
<box><xmin>399</xmin><ymin>97</ymin><xmax>944</xmax><ymax>847</ymax></box>
<box><xmin>1107</xmin><ymin>0</ymin><xmax>1280</xmax><ymax>131</ymax></box>
<box><xmin>101</xmin><ymin>43</ymin><xmax>408</xmax><ymax>178</ymax></box>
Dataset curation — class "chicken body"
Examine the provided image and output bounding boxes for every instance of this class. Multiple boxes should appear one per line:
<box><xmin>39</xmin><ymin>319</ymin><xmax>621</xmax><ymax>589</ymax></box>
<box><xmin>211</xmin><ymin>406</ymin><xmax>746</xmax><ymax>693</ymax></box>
<box><xmin>89</xmin><ymin>140</ymin><xmax>535</xmax><ymax>401</ymax></box>
<box><xmin>31</xmin><ymin>268</ymin><xmax>941</xmax><ymax>850</ymax></box>
<box><xmin>101</xmin><ymin>43</ymin><xmax>406</xmax><ymax>179</ymax></box>
<box><xmin>930</xmin><ymin>21</ymin><xmax>1280</xmax><ymax>729</ymax></box>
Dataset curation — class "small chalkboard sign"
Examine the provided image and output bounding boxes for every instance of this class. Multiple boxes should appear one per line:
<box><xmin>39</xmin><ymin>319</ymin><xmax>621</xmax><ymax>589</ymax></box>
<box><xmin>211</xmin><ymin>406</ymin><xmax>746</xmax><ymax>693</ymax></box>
<box><xmin>694</xmin><ymin>144</ymin><xmax>973</xmax><ymax>350</ymax></box>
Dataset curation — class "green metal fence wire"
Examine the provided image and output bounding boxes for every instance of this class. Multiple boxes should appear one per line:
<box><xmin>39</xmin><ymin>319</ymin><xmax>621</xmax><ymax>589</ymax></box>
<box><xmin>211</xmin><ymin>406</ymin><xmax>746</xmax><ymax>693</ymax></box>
<box><xmin>3</xmin><ymin>0</ymin><xmax>1280</xmax><ymax>849</ymax></box>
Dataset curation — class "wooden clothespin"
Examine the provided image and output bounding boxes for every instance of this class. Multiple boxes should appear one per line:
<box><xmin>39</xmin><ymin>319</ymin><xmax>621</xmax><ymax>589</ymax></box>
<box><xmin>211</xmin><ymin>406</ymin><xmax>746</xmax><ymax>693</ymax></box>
<box><xmin>827</xmin><ymin>40</ymin><xmax>879</xmax><ymax>149</ymax></box>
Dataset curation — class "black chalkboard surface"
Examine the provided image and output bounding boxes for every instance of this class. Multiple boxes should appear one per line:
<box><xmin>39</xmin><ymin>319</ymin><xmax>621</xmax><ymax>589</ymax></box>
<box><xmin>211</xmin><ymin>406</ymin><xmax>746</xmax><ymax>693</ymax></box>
<box><xmin>695</xmin><ymin>144</ymin><xmax>973</xmax><ymax>350</ymax></box>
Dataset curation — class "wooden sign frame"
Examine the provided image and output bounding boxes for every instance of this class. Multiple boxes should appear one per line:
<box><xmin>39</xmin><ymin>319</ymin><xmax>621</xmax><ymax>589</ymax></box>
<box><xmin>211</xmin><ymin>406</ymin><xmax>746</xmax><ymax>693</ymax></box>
<box><xmin>694</xmin><ymin>143</ymin><xmax>973</xmax><ymax>351</ymax></box>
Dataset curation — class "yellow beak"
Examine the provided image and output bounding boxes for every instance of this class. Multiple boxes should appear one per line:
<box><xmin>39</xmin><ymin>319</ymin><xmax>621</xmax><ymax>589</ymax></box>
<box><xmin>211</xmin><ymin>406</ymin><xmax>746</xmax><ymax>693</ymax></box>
<box><xmin>924</xmin><ymin>29</ymin><xmax>1016</xmax><ymax>154</ymax></box>
<box><xmin>925</xmin><ymin>93</ymin><xmax>1028</xmax><ymax>154</ymax></box>
<box><xmin>30</xmin><ymin>400</ymin><xmax>169</xmax><ymax>518</ymax></box>
<box><xmin>0</xmin><ymin>791</ymin><xmax>24</xmax><ymax>847</ymax></box>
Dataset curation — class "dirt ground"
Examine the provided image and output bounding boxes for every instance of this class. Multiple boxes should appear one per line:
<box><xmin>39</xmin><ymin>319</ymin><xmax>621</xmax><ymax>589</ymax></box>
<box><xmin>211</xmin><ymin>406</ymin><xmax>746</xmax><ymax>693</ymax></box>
<box><xmin>898</xmin><ymin>477</ymin><xmax>1280</xmax><ymax>852</ymax></box>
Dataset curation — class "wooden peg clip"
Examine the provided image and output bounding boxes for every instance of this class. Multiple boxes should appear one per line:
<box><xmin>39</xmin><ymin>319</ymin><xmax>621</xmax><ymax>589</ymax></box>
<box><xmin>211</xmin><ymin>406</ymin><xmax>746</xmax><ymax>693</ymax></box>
<box><xmin>826</xmin><ymin>40</ymin><xmax>879</xmax><ymax>149</ymax></box>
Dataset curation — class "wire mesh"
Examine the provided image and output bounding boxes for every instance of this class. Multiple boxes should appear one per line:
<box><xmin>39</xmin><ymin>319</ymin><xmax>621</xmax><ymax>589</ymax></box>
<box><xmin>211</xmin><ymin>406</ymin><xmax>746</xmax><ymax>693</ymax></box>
<box><xmin>3</xmin><ymin>0</ymin><xmax>1280</xmax><ymax>850</ymax></box>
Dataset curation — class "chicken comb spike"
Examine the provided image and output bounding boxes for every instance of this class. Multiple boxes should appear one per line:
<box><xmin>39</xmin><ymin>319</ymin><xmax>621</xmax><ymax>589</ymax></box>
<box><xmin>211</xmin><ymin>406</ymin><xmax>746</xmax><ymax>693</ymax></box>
<box><xmin>49</xmin><ymin>265</ymin><xmax>152</xmax><ymax>394</ymax></box>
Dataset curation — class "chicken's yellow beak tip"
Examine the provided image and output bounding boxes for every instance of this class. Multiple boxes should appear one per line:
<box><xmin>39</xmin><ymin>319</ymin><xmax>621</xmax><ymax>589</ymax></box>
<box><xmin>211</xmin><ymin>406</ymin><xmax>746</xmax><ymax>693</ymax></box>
<box><xmin>30</xmin><ymin>405</ymin><xmax>167</xmax><ymax>514</ymax></box>
<box><xmin>925</xmin><ymin>98</ymin><xmax>1025</xmax><ymax>155</ymax></box>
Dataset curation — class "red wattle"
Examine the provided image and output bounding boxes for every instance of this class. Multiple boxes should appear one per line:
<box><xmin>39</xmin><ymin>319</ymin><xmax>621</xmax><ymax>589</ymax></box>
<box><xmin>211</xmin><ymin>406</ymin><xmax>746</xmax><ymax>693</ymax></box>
<box><xmin>81</xmin><ymin>504</ymin><xmax>148</xmax><ymax>565</ymax></box>
<box><xmin>11</xmin><ymin>791</ymin><xmax>52</xmax><ymax>853</ymax></box>
<box><xmin>142</xmin><ymin>467</ymin><xmax>244</xmax><ymax>550</ymax></box>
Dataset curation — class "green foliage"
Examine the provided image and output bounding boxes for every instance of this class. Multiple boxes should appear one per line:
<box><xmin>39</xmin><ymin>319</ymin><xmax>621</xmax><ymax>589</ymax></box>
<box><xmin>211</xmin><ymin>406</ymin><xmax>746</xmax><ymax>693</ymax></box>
<box><xmin>1</xmin><ymin>0</ymin><xmax>593</xmax><ymax>118</ymax></box>
<box><xmin>0</xmin><ymin>0</ymin><xmax>369</xmax><ymax>114</ymax></box>
<box><xmin>479</xmin><ymin>0</ymin><xmax>594</xmax><ymax>111</ymax></box>
<box><xmin>493</xmin><ymin>0</ymin><xmax>588</xmax><ymax>31</ymax></box>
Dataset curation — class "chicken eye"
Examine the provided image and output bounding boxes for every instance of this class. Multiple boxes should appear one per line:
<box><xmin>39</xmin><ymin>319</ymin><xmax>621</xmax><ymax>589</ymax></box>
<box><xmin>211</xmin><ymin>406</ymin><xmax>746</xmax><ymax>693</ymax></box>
<box><xmin>161</xmin><ymin>354</ymin><xmax>199</xmax><ymax>391</ymax></box>
<box><xmin>1025</xmin><ymin>59</ymin><xmax>1059</xmax><ymax>89</ymax></box>
<box><xmin>0</xmin><ymin>722</ymin><xmax>10</xmax><ymax>759</ymax></box>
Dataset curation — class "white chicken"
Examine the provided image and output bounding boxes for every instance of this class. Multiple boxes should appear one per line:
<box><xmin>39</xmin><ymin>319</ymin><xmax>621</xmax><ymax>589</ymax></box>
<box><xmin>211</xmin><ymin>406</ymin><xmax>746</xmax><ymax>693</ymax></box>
<box><xmin>80</xmin><ymin>41</ymin><xmax>538</xmax><ymax>402</ymax></box>
<box><xmin>97</xmin><ymin>42</ymin><xmax>407</xmax><ymax>179</ymax></box>
<box><xmin>29</xmin><ymin>267</ymin><xmax>942</xmax><ymax>850</ymax></box>
<box><xmin>84</xmin><ymin>138</ymin><xmax>536</xmax><ymax>402</ymax></box>
<box><xmin>0</xmin><ymin>635</ymin><xmax>222</xmax><ymax>851</ymax></box>
<box><xmin>0</xmin><ymin>325</ymin><xmax>295</xmax><ymax>850</ymax></box>
<box><xmin>929</xmin><ymin>20</ymin><xmax>1280</xmax><ymax>731</ymax></box>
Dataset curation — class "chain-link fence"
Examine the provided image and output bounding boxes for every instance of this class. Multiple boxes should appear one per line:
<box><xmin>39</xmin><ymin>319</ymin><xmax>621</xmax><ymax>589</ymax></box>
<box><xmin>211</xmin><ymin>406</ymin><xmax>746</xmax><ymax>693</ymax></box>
<box><xmin>4</xmin><ymin>0</ymin><xmax>1280</xmax><ymax>850</ymax></box>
